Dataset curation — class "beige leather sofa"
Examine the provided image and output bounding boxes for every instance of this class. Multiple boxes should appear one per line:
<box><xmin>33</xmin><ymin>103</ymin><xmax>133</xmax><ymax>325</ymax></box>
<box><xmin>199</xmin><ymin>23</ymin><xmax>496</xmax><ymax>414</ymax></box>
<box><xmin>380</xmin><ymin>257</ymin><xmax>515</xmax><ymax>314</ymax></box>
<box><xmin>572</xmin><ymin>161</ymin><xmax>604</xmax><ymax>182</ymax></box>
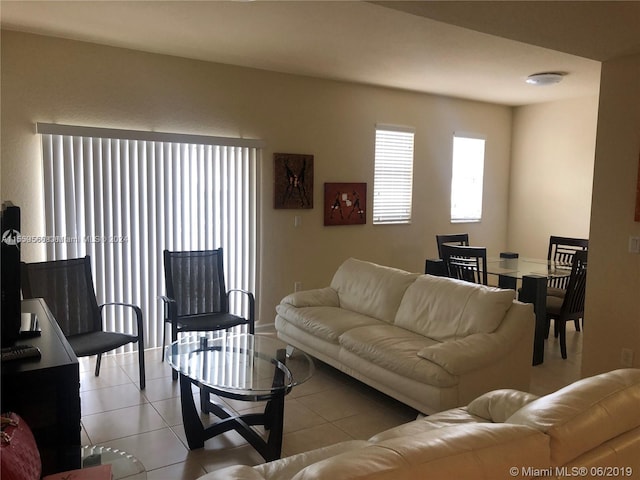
<box><xmin>200</xmin><ymin>368</ymin><xmax>640</xmax><ymax>480</ymax></box>
<box><xmin>275</xmin><ymin>258</ymin><xmax>534</xmax><ymax>414</ymax></box>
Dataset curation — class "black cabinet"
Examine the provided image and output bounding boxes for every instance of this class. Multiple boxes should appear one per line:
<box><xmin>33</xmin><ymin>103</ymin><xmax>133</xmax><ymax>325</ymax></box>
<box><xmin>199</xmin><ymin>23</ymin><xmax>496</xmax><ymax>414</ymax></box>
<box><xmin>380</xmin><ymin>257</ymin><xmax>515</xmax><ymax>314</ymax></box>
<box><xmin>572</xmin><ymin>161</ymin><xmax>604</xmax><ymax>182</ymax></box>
<box><xmin>1</xmin><ymin>298</ymin><xmax>81</xmax><ymax>475</ymax></box>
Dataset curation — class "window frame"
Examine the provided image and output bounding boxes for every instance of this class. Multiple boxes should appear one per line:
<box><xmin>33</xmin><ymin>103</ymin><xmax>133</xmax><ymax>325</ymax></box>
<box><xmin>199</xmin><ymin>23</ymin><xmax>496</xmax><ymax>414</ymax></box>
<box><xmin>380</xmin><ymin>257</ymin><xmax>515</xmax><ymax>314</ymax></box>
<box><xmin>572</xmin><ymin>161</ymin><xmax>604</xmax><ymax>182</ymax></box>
<box><xmin>372</xmin><ymin>124</ymin><xmax>416</xmax><ymax>225</ymax></box>
<box><xmin>450</xmin><ymin>132</ymin><xmax>486</xmax><ymax>224</ymax></box>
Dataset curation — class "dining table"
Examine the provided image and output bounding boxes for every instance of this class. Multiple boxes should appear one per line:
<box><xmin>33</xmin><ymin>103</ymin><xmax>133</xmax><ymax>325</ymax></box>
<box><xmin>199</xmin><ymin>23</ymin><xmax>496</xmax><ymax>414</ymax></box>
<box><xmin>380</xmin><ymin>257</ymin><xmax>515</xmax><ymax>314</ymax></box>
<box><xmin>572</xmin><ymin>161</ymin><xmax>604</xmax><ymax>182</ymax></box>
<box><xmin>488</xmin><ymin>256</ymin><xmax>572</xmax><ymax>365</ymax></box>
<box><xmin>425</xmin><ymin>255</ymin><xmax>572</xmax><ymax>365</ymax></box>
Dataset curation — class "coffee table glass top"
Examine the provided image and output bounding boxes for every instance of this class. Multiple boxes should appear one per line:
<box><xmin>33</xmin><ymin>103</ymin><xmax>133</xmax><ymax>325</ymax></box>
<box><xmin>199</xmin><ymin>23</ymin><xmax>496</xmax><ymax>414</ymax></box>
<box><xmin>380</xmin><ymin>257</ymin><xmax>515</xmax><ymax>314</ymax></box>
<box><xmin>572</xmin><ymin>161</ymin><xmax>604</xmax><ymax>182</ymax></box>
<box><xmin>81</xmin><ymin>445</ymin><xmax>146</xmax><ymax>480</ymax></box>
<box><xmin>166</xmin><ymin>333</ymin><xmax>314</xmax><ymax>397</ymax></box>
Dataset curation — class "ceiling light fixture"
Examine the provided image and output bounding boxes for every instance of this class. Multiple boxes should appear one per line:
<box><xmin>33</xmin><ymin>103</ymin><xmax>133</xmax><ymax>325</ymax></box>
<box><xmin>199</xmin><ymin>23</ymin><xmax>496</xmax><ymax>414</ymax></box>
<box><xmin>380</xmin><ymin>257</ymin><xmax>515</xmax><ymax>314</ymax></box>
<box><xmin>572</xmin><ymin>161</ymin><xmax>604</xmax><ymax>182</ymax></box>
<box><xmin>525</xmin><ymin>72</ymin><xmax>566</xmax><ymax>86</ymax></box>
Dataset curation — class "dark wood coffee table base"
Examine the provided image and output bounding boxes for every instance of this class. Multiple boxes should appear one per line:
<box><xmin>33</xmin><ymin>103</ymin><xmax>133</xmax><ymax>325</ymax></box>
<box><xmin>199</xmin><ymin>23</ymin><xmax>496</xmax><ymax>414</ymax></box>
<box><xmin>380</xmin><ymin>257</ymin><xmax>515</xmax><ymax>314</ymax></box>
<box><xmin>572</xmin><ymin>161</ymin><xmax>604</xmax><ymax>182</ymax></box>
<box><xmin>178</xmin><ymin>349</ymin><xmax>287</xmax><ymax>461</ymax></box>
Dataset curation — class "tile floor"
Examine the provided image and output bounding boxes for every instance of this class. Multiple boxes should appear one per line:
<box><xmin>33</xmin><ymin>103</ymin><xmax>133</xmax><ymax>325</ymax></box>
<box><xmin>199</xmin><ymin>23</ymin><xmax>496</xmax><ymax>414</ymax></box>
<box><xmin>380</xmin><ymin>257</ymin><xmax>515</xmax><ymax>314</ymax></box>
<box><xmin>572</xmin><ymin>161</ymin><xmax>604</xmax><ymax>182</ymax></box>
<box><xmin>79</xmin><ymin>326</ymin><xmax>582</xmax><ymax>480</ymax></box>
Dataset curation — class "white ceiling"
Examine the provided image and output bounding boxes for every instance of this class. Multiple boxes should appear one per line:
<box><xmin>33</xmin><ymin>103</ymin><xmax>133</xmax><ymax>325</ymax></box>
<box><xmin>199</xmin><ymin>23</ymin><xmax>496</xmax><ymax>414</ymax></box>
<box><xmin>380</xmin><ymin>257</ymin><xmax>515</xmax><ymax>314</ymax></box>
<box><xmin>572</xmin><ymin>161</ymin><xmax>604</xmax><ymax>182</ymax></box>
<box><xmin>2</xmin><ymin>1</ymin><xmax>637</xmax><ymax>106</ymax></box>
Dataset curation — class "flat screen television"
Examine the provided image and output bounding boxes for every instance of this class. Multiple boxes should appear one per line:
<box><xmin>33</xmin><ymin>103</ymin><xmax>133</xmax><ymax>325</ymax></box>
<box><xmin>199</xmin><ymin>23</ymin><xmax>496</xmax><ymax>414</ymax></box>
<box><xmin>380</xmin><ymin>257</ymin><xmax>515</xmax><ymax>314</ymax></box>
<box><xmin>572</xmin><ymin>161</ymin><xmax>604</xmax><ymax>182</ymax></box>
<box><xmin>1</xmin><ymin>201</ymin><xmax>21</xmax><ymax>347</ymax></box>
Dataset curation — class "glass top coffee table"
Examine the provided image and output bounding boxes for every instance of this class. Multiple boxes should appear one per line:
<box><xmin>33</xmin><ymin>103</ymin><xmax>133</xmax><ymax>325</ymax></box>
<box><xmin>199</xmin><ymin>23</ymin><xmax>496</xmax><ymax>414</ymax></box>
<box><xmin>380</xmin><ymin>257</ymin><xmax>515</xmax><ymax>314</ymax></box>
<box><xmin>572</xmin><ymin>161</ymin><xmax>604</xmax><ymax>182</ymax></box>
<box><xmin>167</xmin><ymin>333</ymin><xmax>314</xmax><ymax>461</ymax></box>
<box><xmin>81</xmin><ymin>445</ymin><xmax>146</xmax><ymax>480</ymax></box>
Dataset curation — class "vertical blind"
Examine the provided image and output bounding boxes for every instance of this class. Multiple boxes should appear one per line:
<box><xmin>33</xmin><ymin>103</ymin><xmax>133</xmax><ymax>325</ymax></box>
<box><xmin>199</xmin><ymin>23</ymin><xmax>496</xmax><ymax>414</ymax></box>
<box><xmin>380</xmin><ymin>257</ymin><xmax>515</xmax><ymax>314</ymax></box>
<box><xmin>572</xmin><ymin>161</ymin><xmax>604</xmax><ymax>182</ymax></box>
<box><xmin>373</xmin><ymin>125</ymin><xmax>415</xmax><ymax>224</ymax></box>
<box><xmin>37</xmin><ymin>123</ymin><xmax>261</xmax><ymax>352</ymax></box>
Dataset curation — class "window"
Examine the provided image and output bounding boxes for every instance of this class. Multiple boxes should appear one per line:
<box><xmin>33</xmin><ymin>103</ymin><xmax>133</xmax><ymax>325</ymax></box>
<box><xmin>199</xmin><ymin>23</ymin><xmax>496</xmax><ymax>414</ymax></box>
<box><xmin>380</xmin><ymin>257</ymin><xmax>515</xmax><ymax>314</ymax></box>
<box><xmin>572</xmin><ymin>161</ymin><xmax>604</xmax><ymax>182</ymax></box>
<box><xmin>37</xmin><ymin>123</ymin><xmax>261</xmax><ymax>351</ymax></box>
<box><xmin>451</xmin><ymin>134</ymin><xmax>485</xmax><ymax>223</ymax></box>
<box><xmin>373</xmin><ymin>126</ymin><xmax>415</xmax><ymax>224</ymax></box>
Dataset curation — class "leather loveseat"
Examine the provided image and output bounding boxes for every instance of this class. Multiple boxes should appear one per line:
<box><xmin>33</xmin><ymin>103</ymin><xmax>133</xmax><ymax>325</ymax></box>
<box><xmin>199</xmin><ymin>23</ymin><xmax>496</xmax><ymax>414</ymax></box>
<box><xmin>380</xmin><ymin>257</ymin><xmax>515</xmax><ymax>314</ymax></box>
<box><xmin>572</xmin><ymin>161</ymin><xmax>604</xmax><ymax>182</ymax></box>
<box><xmin>200</xmin><ymin>368</ymin><xmax>640</xmax><ymax>480</ymax></box>
<box><xmin>274</xmin><ymin>258</ymin><xmax>534</xmax><ymax>414</ymax></box>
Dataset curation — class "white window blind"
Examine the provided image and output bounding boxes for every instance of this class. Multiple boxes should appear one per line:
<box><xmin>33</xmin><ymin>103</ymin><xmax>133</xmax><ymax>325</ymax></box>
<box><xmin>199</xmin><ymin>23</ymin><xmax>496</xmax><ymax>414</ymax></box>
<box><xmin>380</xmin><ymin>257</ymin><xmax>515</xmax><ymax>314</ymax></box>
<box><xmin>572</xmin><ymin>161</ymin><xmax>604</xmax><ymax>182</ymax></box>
<box><xmin>373</xmin><ymin>126</ymin><xmax>415</xmax><ymax>224</ymax></box>
<box><xmin>451</xmin><ymin>134</ymin><xmax>485</xmax><ymax>223</ymax></box>
<box><xmin>37</xmin><ymin>123</ymin><xmax>261</xmax><ymax>352</ymax></box>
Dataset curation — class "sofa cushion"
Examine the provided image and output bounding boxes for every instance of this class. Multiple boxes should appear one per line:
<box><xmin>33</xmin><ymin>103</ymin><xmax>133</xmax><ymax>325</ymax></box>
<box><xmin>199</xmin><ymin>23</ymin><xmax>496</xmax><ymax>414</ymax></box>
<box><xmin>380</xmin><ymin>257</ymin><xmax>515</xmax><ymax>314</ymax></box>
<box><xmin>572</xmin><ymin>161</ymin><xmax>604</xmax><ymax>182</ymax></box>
<box><xmin>202</xmin><ymin>441</ymin><xmax>370</xmax><ymax>480</ymax></box>
<box><xmin>200</xmin><ymin>465</ymin><xmax>266</xmax><ymax>480</ymax></box>
<box><xmin>330</xmin><ymin>258</ymin><xmax>419</xmax><ymax>324</ymax></box>
<box><xmin>394</xmin><ymin>275</ymin><xmax>515</xmax><ymax>341</ymax></box>
<box><xmin>256</xmin><ymin>440</ymin><xmax>370</xmax><ymax>480</ymax></box>
<box><xmin>291</xmin><ymin>423</ymin><xmax>549</xmax><ymax>480</ymax></box>
<box><xmin>506</xmin><ymin>368</ymin><xmax>640</xmax><ymax>466</ymax></box>
<box><xmin>275</xmin><ymin>304</ymin><xmax>385</xmax><ymax>344</ymax></box>
<box><xmin>339</xmin><ymin>324</ymin><xmax>457</xmax><ymax>386</ymax></box>
<box><xmin>369</xmin><ymin>407</ymin><xmax>488</xmax><ymax>442</ymax></box>
<box><xmin>562</xmin><ymin>426</ymin><xmax>640</xmax><ymax>473</ymax></box>
<box><xmin>280</xmin><ymin>287</ymin><xmax>340</xmax><ymax>308</ymax></box>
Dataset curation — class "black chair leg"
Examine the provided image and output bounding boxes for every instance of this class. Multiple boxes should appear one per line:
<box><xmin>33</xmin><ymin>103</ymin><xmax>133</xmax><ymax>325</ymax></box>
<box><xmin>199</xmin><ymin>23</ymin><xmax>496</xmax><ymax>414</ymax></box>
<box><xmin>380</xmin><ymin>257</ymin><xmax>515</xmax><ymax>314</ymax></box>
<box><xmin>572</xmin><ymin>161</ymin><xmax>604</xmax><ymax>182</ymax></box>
<box><xmin>172</xmin><ymin>325</ymin><xmax>178</xmax><ymax>381</ymax></box>
<box><xmin>544</xmin><ymin>317</ymin><xmax>551</xmax><ymax>339</ymax></box>
<box><xmin>95</xmin><ymin>353</ymin><xmax>102</xmax><ymax>377</ymax></box>
<box><xmin>138</xmin><ymin>337</ymin><xmax>146</xmax><ymax>390</ymax></box>
<box><xmin>162</xmin><ymin>321</ymin><xmax>167</xmax><ymax>362</ymax></box>
<box><xmin>574</xmin><ymin>319</ymin><xmax>581</xmax><ymax>332</ymax></box>
<box><xmin>559</xmin><ymin>320</ymin><xmax>567</xmax><ymax>359</ymax></box>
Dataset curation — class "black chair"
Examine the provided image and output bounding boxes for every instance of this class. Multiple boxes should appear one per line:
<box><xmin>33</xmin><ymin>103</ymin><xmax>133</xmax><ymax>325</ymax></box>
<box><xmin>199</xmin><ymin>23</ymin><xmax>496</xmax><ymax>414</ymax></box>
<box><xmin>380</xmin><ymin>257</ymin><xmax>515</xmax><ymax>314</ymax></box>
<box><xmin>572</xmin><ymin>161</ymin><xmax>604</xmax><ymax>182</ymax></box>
<box><xmin>440</xmin><ymin>244</ymin><xmax>488</xmax><ymax>285</ymax></box>
<box><xmin>547</xmin><ymin>236</ymin><xmax>589</xmax><ymax>330</ymax></box>
<box><xmin>435</xmin><ymin>233</ymin><xmax>469</xmax><ymax>259</ymax></box>
<box><xmin>548</xmin><ymin>236</ymin><xmax>589</xmax><ymax>263</ymax></box>
<box><xmin>547</xmin><ymin>236</ymin><xmax>588</xmax><ymax>289</ymax></box>
<box><xmin>545</xmin><ymin>250</ymin><xmax>588</xmax><ymax>359</ymax></box>
<box><xmin>21</xmin><ymin>256</ymin><xmax>146</xmax><ymax>389</ymax></box>
<box><xmin>161</xmin><ymin>249</ymin><xmax>255</xmax><ymax>369</ymax></box>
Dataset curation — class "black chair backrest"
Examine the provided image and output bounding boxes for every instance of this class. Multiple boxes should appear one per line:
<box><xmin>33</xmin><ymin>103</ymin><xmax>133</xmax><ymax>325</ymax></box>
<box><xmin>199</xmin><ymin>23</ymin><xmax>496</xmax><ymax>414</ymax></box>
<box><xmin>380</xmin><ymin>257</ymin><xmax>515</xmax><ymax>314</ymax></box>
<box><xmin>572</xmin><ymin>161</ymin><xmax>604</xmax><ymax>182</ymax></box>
<box><xmin>436</xmin><ymin>233</ymin><xmax>469</xmax><ymax>259</ymax></box>
<box><xmin>164</xmin><ymin>249</ymin><xmax>228</xmax><ymax>317</ymax></box>
<box><xmin>440</xmin><ymin>244</ymin><xmax>488</xmax><ymax>285</ymax></box>
<box><xmin>561</xmin><ymin>250</ymin><xmax>588</xmax><ymax>320</ymax></box>
<box><xmin>548</xmin><ymin>236</ymin><xmax>589</xmax><ymax>264</ymax></box>
<box><xmin>21</xmin><ymin>256</ymin><xmax>102</xmax><ymax>336</ymax></box>
<box><xmin>548</xmin><ymin>236</ymin><xmax>589</xmax><ymax>289</ymax></box>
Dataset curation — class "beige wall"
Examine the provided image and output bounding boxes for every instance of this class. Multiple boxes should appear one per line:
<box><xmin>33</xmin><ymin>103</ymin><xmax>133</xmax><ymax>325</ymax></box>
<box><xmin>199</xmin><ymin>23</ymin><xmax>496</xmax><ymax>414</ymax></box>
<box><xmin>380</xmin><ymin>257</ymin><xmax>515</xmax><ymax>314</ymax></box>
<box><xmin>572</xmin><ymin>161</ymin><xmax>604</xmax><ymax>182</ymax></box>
<box><xmin>582</xmin><ymin>53</ymin><xmax>640</xmax><ymax>375</ymax></box>
<box><xmin>1</xmin><ymin>31</ymin><xmax>513</xmax><ymax>333</ymax></box>
<box><xmin>508</xmin><ymin>96</ymin><xmax>598</xmax><ymax>258</ymax></box>
<box><xmin>6</xmin><ymin>31</ymin><xmax>633</xmax><ymax>375</ymax></box>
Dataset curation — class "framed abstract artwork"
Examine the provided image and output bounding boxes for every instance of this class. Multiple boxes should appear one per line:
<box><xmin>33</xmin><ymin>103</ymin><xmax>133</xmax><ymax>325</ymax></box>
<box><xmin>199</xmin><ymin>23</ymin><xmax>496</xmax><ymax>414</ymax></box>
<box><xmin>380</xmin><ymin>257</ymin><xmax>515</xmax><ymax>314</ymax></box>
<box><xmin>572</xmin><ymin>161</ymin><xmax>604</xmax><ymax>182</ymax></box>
<box><xmin>274</xmin><ymin>153</ymin><xmax>313</xmax><ymax>209</ymax></box>
<box><xmin>324</xmin><ymin>182</ymin><xmax>366</xmax><ymax>226</ymax></box>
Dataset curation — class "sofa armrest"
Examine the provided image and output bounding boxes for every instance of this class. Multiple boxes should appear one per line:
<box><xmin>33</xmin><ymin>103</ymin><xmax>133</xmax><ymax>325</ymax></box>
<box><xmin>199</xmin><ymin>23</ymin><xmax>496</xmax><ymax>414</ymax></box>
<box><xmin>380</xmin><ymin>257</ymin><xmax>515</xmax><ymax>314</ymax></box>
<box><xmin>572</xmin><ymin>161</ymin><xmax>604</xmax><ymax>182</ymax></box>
<box><xmin>201</xmin><ymin>440</ymin><xmax>370</xmax><ymax>480</ymax></box>
<box><xmin>280</xmin><ymin>287</ymin><xmax>339</xmax><ymax>308</ymax></box>
<box><xmin>467</xmin><ymin>389</ymin><xmax>540</xmax><ymax>422</ymax></box>
<box><xmin>417</xmin><ymin>301</ymin><xmax>533</xmax><ymax>375</ymax></box>
<box><xmin>417</xmin><ymin>332</ymin><xmax>510</xmax><ymax>375</ymax></box>
<box><xmin>197</xmin><ymin>465</ymin><xmax>266</xmax><ymax>480</ymax></box>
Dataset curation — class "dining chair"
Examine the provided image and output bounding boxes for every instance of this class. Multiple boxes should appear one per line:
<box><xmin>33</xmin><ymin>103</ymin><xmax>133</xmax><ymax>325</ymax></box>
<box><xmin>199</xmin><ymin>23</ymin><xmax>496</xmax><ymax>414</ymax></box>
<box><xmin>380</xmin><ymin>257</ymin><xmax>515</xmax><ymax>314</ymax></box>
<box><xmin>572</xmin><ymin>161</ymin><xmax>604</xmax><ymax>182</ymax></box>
<box><xmin>546</xmin><ymin>236</ymin><xmax>589</xmax><ymax>328</ymax></box>
<box><xmin>440</xmin><ymin>244</ymin><xmax>488</xmax><ymax>285</ymax></box>
<box><xmin>545</xmin><ymin>250</ymin><xmax>588</xmax><ymax>359</ymax></box>
<box><xmin>161</xmin><ymin>248</ymin><xmax>255</xmax><ymax>373</ymax></box>
<box><xmin>548</xmin><ymin>236</ymin><xmax>589</xmax><ymax>266</ymax></box>
<box><xmin>21</xmin><ymin>256</ymin><xmax>146</xmax><ymax>389</ymax></box>
<box><xmin>435</xmin><ymin>233</ymin><xmax>469</xmax><ymax>258</ymax></box>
